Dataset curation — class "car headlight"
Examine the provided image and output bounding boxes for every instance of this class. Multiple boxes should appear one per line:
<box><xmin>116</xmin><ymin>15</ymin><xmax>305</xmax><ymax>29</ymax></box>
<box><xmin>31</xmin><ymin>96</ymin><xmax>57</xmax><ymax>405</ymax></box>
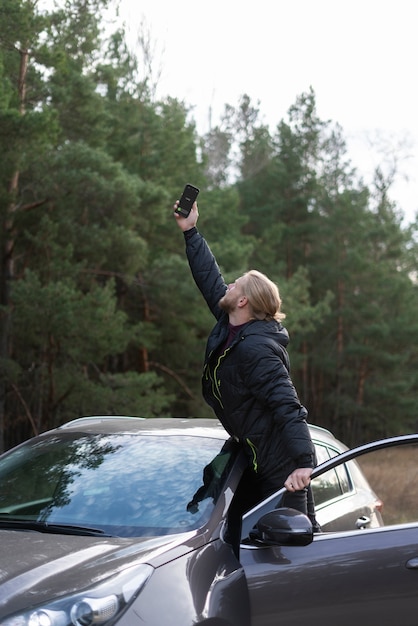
<box><xmin>1</xmin><ymin>564</ymin><xmax>153</xmax><ymax>626</ymax></box>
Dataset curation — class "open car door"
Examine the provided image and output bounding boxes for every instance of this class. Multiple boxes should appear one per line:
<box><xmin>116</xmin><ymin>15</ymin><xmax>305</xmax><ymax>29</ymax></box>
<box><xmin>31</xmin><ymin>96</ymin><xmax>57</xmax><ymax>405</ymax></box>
<box><xmin>239</xmin><ymin>434</ymin><xmax>418</xmax><ymax>626</ymax></box>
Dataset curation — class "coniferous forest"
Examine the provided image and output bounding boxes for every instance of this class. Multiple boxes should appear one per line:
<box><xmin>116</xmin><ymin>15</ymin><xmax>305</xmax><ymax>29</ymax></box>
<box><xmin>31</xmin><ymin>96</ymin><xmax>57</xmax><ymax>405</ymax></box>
<box><xmin>1</xmin><ymin>0</ymin><xmax>418</xmax><ymax>451</ymax></box>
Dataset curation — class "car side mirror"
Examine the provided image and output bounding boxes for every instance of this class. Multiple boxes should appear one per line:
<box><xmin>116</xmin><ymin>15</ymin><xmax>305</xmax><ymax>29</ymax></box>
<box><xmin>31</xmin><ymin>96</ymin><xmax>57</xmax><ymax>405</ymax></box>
<box><xmin>251</xmin><ymin>507</ymin><xmax>313</xmax><ymax>546</ymax></box>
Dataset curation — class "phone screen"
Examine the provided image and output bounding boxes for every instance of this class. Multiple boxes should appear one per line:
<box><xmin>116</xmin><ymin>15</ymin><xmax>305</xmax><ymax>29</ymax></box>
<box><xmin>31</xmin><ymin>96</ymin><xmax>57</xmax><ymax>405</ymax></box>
<box><xmin>175</xmin><ymin>184</ymin><xmax>200</xmax><ymax>218</ymax></box>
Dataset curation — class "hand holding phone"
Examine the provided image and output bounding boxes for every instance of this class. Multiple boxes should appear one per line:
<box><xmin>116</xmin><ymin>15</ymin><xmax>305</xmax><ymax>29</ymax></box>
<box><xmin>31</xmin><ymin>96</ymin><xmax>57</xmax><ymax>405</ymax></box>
<box><xmin>175</xmin><ymin>184</ymin><xmax>200</xmax><ymax>218</ymax></box>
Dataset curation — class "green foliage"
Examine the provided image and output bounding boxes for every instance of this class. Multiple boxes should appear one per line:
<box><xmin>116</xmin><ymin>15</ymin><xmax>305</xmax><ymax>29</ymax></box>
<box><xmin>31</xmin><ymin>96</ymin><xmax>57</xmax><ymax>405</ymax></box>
<box><xmin>12</xmin><ymin>271</ymin><xmax>126</xmax><ymax>357</ymax></box>
<box><xmin>57</xmin><ymin>370</ymin><xmax>174</xmax><ymax>420</ymax></box>
<box><xmin>1</xmin><ymin>0</ymin><xmax>418</xmax><ymax>451</ymax></box>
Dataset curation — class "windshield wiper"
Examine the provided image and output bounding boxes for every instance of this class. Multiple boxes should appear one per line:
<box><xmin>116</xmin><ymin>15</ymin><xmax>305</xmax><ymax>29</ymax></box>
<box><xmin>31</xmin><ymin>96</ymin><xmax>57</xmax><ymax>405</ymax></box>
<box><xmin>0</xmin><ymin>518</ymin><xmax>111</xmax><ymax>536</ymax></box>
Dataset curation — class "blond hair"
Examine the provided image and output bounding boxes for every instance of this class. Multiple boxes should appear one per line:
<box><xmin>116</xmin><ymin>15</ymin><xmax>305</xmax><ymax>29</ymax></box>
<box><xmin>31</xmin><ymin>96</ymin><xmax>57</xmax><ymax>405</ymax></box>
<box><xmin>240</xmin><ymin>270</ymin><xmax>285</xmax><ymax>322</ymax></box>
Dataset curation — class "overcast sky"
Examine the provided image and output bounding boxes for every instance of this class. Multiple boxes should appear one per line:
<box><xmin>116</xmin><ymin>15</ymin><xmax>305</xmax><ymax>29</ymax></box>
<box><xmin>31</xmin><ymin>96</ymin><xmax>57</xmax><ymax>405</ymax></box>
<box><xmin>115</xmin><ymin>0</ymin><xmax>417</xmax><ymax>223</ymax></box>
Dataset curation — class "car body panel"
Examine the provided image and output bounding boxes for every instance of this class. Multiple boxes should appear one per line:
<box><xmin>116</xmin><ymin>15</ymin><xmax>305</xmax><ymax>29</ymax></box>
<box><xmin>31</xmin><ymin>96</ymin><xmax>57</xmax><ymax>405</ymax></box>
<box><xmin>241</xmin><ymin>525</ymin><xmax>418</xmax><ymax>626</ymax></box>
<box><xmin>0</xmin><ymin>530</ymin><xmax>251</xmax><ymax>625</ymax></box>
<box><xmin>121</xmin><ymin>541</ymin><xmax>251</xmax><ymax>626</ymax></box>
<box><xmin>0</xmin><ymin>531</ymin><xmax>195</xmax><ymax>615</ymax></box>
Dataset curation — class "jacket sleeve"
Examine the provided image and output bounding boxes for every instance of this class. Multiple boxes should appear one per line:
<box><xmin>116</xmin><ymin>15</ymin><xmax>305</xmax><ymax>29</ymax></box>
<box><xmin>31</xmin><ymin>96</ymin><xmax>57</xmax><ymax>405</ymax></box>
<box><xmin>185</xmin><ymin>229</ymin><xmax>227</xmax><ymax>319</ymax></box>
<box><xmin>239</xmin><ymin>338</ymin><xmax>315</xmax><ymax>468</ymax></box>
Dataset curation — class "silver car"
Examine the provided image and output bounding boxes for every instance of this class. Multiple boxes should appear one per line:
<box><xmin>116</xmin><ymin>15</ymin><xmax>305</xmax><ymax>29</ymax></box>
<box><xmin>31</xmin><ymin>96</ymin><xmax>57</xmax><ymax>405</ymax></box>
<box><xmin>309</xmin><ymin>424</ymin><xmax>383</xmax><ymax>531</ymax></box>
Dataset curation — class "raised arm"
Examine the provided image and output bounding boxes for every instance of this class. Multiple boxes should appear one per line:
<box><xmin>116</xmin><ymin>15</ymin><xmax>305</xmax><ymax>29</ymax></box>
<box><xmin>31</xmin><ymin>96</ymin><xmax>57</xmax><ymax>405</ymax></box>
<box><xmin>173</xmin><ymin>200</ymin><xmax>227</xmax><ymax>319</ymax></box>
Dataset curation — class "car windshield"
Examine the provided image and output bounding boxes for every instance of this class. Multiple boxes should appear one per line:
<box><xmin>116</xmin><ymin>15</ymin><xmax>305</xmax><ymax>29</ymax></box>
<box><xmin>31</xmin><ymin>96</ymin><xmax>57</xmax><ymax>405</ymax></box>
<box><xmin>0</xmin><ymin>432</ymin><xmax>235</xmax><ymax>537</ymax></box>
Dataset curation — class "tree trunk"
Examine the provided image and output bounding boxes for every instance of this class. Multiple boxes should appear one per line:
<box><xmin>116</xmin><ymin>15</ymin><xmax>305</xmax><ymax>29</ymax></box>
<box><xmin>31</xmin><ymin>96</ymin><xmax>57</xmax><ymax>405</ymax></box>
<box><xmin>0</xmin><ymin>45</ymin><xmax>29</xmax><ymax>452</ymax></box>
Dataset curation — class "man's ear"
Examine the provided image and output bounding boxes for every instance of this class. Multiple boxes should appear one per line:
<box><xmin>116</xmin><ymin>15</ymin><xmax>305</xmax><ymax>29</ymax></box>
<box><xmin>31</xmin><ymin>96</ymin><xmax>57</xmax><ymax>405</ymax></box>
<box><xmin>238</xmin><ymin>296</ymin><xmax>248</xmax><ymax>308</ymax></box>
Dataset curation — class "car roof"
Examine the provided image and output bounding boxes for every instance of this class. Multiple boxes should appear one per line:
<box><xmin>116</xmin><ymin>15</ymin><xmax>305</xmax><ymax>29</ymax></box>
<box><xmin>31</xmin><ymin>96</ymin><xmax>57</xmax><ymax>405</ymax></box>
<box><xmin>57</xmin><ymin>416</ymin><xmax>231</xmax><ymax>439</ymax></box>
<box><xmin>55</xmin><ymin>416</ymin><xmax>346</xmax><ymax>449</ymax></box>
<box><xmin>308</xmin><ymin>423</ymin><xmax>348</xmax><ymax>452</ymax></box>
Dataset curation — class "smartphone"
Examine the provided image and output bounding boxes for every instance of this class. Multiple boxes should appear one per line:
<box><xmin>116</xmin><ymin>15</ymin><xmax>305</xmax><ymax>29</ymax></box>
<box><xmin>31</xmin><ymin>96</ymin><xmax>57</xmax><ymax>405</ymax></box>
<box><xmin>175</xmin><ymin>184</ymin><xmax>200</xmax><ymax>218</ymax></box>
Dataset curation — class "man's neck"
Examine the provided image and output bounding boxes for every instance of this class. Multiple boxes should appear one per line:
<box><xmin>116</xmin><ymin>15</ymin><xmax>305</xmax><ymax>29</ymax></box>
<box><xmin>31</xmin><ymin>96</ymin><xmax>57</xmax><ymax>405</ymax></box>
<box><xmin>228</xmin><ymin>311</ymin><xmax>253</xmax><ymax>326</ymax></box>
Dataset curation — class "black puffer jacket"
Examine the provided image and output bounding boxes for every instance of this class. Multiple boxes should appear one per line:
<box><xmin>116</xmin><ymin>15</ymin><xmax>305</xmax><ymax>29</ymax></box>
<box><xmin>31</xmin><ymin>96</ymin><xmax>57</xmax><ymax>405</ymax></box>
<box><xmin>185</xmin><ymin>228</ymin><xmax>315</xmax><ymax>478</ymax></box>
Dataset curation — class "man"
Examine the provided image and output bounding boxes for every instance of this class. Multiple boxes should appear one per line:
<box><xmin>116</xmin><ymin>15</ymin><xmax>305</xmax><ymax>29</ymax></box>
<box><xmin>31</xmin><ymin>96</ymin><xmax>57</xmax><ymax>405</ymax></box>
<box><xmin>174</xmin><ymin>199</ymin><xmax>317</xmax><ymax>532</ymax></box>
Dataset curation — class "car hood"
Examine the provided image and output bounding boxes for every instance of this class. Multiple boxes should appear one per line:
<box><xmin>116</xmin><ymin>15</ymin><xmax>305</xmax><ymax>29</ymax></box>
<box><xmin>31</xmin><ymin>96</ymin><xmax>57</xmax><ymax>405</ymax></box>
<box><xmin>0</xmin><ymin>528</ymin><xmax>196</xmax><ymax>617</ymax></box>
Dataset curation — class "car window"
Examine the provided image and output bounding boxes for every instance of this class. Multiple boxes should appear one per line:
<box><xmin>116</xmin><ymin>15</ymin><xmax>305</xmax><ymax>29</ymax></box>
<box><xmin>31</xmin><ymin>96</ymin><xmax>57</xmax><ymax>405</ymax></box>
<box><xmin>311</xmin><ymin>443</ymin><xmax>353</xmax><ymax>507</ymax></box>
<box><xmin>334</xmin><ymin>462</ymin><xmax>351</xmax><ymax>494</ymax></box>
<box><xmin>313</xmin><ymin>440</ymin><xmax>418</xmax><ymax>532</ymax></box>
<box><xmin>314</xmin><ymin>442</ymin><xmax>331</xmax><ymax>464</ymax></box>
<box><xmin>0</xmin><ymin>433</ymin><xmax>237</xmax><ymax>537</ymax></box>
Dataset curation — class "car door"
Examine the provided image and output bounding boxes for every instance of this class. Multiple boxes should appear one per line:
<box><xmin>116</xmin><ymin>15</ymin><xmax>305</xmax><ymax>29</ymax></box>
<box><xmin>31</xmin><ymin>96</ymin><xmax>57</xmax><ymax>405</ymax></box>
<box><xmin>239</xmin><ymin>435</ymin><xmax>418</xmax><ymax>626</ymax></box>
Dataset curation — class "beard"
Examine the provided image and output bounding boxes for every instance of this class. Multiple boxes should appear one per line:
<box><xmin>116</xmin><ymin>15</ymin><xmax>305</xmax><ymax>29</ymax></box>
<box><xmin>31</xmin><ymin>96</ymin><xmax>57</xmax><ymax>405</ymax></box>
<box><xmin>219</xmin><ymin>289</ymin><xmax>240</xmax><ymax>314</ymax></box>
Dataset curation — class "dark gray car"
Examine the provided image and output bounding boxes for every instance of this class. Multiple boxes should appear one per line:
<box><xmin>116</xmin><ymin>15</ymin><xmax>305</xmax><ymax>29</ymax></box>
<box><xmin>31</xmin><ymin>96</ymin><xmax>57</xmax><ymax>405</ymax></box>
<box><xmin>0</xmin><ymin>417</ymin><xmax>416</xmax><ymax>626</ymax></box>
